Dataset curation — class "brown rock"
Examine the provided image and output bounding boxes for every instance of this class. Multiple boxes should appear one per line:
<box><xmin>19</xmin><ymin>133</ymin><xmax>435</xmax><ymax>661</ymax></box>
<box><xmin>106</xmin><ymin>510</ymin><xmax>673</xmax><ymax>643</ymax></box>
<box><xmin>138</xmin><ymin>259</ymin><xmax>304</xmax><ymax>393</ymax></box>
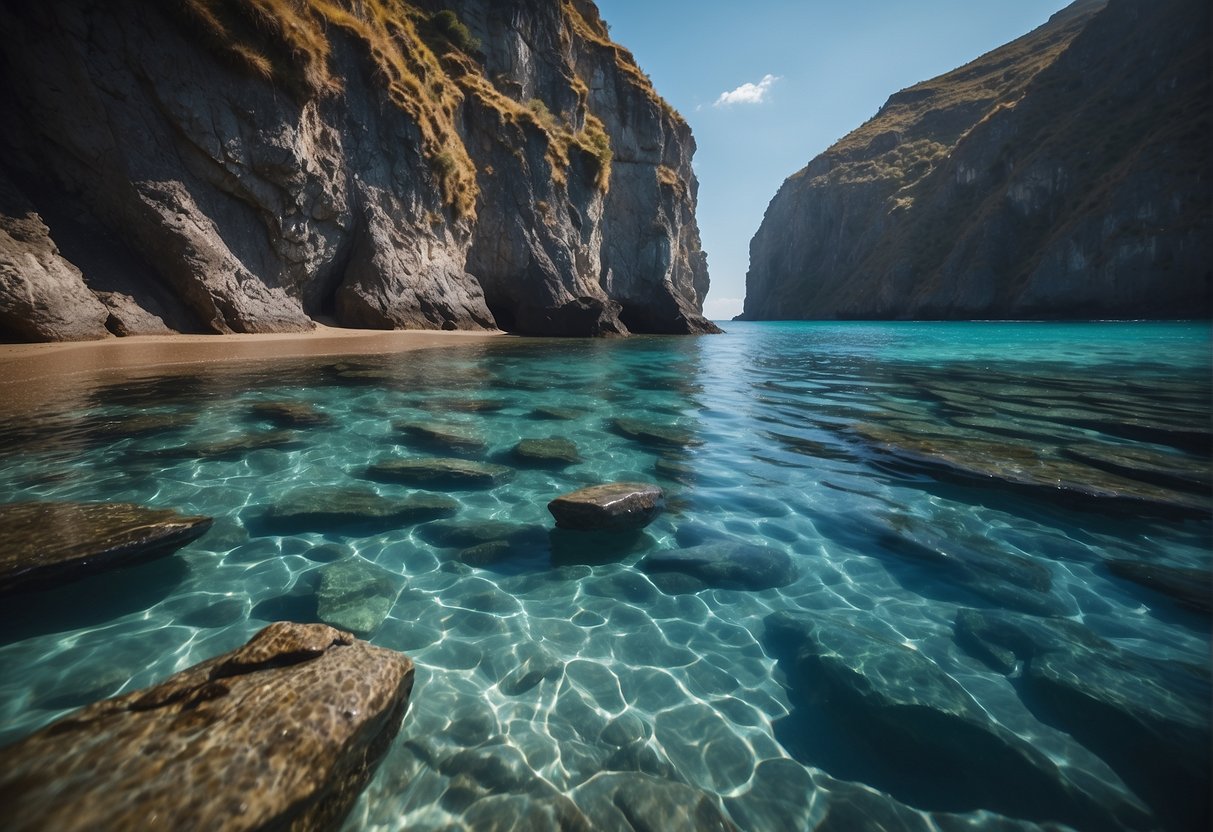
<box><xmin>0</xmin><ymin>501</ymin><xmax>212</xmax><ymax>595</ymax></box>
<box><xmin>0</xmin><ymin>622</ymin><xmax>415</xmax><ymax>832</ymax></box>
<box><xmin>547</xmin><ymin>482</ymin><xmax>665</xmax><ymax>531</ymax></box>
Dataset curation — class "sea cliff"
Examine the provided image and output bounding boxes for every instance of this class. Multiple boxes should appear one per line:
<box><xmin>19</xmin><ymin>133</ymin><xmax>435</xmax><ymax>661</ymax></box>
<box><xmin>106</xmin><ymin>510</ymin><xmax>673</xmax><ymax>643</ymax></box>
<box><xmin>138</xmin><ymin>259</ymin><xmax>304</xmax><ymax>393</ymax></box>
<box><xmin>0</xmin><ymin>0</ymin><xmax>717</xmax><ymax>341</ymax></box>
<box><xmin>740</xmin><ymin>0</ymin><xmax>1211</xmax><ymax>321</ymax></box>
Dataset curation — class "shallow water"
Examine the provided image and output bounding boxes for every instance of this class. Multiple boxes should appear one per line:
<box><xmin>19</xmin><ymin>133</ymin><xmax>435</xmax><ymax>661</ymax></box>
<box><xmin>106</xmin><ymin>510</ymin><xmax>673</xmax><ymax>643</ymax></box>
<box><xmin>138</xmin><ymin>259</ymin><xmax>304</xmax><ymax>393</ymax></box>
<box><xmin>1</xmin><ymin>321</ymin><xmax>1210</xmax><ymax>831</ymax></box>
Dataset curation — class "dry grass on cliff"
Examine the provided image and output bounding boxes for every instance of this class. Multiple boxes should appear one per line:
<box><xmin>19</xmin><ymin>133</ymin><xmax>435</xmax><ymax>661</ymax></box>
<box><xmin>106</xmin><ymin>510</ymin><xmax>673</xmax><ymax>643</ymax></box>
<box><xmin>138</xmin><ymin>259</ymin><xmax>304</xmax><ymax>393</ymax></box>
<box><xmin>177</xmin><ymin>0</ymin><xmax>623</xmax><ymax>209</ymax></box>
<box><xmin>179</xmin><ymin>0</ymin><xmax>479</xmax><ymax>215</ymax></box>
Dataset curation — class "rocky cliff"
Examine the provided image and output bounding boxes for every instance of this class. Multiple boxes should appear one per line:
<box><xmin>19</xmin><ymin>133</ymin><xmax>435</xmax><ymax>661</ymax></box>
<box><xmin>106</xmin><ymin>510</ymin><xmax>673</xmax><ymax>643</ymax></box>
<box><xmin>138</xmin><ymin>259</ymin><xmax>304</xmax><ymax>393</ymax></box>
<box><xmin>741</xmin><ymin>0</ymin><xmax>1211</xmax><ymax>321</ymax></box>
<box><xmin>0</xmin><ymin>0</ymin><xmax>718</xmax><ymax>341</ymax></box>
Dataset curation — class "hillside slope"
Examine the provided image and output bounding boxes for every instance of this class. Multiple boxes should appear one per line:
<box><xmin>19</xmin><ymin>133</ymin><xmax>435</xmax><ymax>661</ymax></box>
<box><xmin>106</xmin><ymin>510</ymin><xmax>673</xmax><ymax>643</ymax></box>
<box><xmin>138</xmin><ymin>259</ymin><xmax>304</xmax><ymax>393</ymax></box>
<box><xmin>740</xmin><ymin>0</ymin><xmax>1210</xmax><ymax>321</ymax></box>
<box><xmin>0</xmin><ymin>0</ymin><xmax>718</xmax><ymax>341</ymax></box>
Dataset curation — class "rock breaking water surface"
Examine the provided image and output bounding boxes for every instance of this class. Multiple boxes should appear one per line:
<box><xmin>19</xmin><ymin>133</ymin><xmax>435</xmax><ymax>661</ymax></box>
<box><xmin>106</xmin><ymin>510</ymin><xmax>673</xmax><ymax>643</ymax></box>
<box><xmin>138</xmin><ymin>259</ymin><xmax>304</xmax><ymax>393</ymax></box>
<box><xmin>0</xmin><ymin>321</ymin><xmax>1209</xmax><ymax>831</ymax></box>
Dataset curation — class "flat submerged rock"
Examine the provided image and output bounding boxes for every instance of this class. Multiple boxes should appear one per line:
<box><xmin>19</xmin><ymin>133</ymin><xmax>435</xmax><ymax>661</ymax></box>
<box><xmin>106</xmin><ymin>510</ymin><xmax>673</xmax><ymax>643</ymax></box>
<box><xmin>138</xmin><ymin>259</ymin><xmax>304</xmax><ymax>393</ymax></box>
<box><xmin>547</xmin><ymin>482</ymin><xmax>665</xmax><ymax>531</ymax></box>
<box><xmin>0</xmin><ymin>622</ymin><xmax>415</xmax><ymax>832</ymax></box>
<box><xmin>253</xmin><ymin>487</ymin><xmax>458</xmax><ymax>534</ymax></box>
<box><xmin>0</xmin><ymin>501</ymin><xmax>212</xmax><ymax>595</ymax></box>
<box><xmin>640</xmin><ymin>542</ymin><xmax>797</xmax><ymax>592</ymax></box>
<box><xmin>366</xmin><ymin>457</ymin><xmax>512</xmax><ymax>488</ymax></box>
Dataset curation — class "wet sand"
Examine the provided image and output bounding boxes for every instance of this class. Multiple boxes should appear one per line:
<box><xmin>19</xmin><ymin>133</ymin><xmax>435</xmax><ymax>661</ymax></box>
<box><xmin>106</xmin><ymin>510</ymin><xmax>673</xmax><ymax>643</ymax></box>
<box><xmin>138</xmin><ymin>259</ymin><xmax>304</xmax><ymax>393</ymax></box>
<box><xmin>0</xmin><ymin>326</ymin><xmax>505</xmax><ymax>415</ymax></box>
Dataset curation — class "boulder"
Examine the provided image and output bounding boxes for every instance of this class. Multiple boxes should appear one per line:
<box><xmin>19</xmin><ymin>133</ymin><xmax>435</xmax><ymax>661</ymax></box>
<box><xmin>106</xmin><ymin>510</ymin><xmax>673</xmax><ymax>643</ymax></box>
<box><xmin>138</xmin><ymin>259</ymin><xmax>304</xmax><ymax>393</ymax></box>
<box><xmin>570</xmin><ymin>772</ymin><xmax>737</xmax><ymax>831</ymax></box>
<box><xmin>512</xmin><ymin>438</ymin><xmax>581</xmax><ymax>466</ymax></box>
<box><xmin>0</xmin><ymin>622</ymin><xmax>414</xmax><ymax>832</ymax></box>
<box><xmin>547</xmin><ymin>483</ymin><xmax>665</xmax><ymax>531</ymax></box>
<box><xmin>252</xmin><ymin>487</ymin><xmax>457</xmax><ymax>534</ymax></box>
<box><xmin>317</xmin><ymin>558</ymin><xmax>404</xmax><ymax>636</ymax></box>
<box><xmin>366</xmin><ymin>457</ymin><xmax>512</xmax><ymax>489</ymax></box>
<box><xmin>639</xmin><ymin>542</ymin><xmax>796</xmax><ymax>592</ymax></box>
<box><xmin>0</xmin><ymin>501</ymin><xmax>211</xmax><ymax>595</ymax></box>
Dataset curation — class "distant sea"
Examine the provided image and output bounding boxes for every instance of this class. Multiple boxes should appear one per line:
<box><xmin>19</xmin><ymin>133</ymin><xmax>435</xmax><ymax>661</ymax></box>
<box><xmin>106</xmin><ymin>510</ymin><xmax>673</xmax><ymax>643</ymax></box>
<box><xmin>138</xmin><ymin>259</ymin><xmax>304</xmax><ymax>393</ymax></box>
<box><xmin>1</xmin><ymin>321</ymin><xmax>1209</xmax><ymax>830</ymax></box>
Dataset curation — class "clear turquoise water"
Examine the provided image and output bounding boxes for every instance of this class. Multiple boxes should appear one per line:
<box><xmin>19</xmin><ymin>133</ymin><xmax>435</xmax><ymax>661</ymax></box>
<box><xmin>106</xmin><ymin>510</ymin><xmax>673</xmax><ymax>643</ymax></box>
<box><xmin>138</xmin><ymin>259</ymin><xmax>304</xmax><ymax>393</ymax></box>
<box><xmin>0</xmin><ymin>321</ymin><xmax>1209</xmax><ymax>831</ymax></box>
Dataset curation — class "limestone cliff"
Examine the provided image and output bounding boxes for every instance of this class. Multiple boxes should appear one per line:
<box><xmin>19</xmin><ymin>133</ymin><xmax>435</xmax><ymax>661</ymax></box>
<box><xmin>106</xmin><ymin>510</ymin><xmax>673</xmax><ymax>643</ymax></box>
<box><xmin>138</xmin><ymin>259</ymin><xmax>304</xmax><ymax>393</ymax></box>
<box><xmin>741</xmin><ymin>0</ymin><xmax>1211</xmax><ymax>321</ymax></box>
<box><xmin>0</xmin><ymin>0</ymin><xmax>718</xmax><ymax>341</ymax></box>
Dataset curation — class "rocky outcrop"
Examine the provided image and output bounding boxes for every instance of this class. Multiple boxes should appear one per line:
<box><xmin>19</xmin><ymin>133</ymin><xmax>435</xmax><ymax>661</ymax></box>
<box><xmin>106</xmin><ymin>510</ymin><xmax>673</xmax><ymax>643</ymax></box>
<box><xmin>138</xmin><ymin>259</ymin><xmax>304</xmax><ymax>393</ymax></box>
<box><xmin>0</xmin><ymin>622</ymin><xmax>415</xmax><ymax>832</ymax></box>
<box><xmin>0</xmin><ymin>0</ymin><xmax>717</xmax><ymax>342</ymax></box>
<box><xmin>548</xmin><ymin>482</ymin><xmax>665</xmax><ymax>530</ymax></box>
<box><xmin>741</xmin><ymin>0</ymin><xmax>1211</xmax><ymax>321</ymax></box>
<box><xmin>0</xmin><ymin>501</ymin><xmax>212</xmax><ymax>594</ymax></box>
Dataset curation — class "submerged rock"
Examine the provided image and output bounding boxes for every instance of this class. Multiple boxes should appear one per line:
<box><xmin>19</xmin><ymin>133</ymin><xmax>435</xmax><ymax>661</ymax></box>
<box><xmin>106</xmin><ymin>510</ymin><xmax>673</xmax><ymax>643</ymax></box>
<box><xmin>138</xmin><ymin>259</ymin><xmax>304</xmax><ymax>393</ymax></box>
<box><xmin>366</xmin><ymin>456</ymin><xmax>512</xmax><ymax>488</ymax></box>
<box><xmin>249</xmin><ymin>400</ymin><xmax>333</xmax><ymax>429</ymax></box>
<box><xmin>1105</xmin><ymin>559</ymin><xmax>1212</xmax><ymax>614</ymax></box>
<box><xmin>528</xmin><ymin>406</ymin><xmax>584</xmax><ymax>422</ymax></box>
<box><xmin>512</xmin><ymin>438</ymin><xmax>581</xmax><ymax>466</ymax></box>
<box><xmin>571</xmin><ymin>772</ymin><xmax>738</xmax><ymax>831</ymax></box>
<box><xmin>640</xmin><ymin>542</ymin><xmax>796</xmax><ymax>592</ymax></box>
<box><xmin>611</xmin><ymin>417</ymin><xmax>699</xmax><ymax>448</ymax></box>
<box><xmin>547</xmin><ymin>483</ymin><xmax>665</xmax><ymax>531</ymax></box>
<box><xmin>317</xmin><ymin>558</ymin><xmax>404</xmax><ymax>636</ymax></box>
<box><xmin>154</xmin><ymin>430</ymin><xmax>304</xmax><ymax>460</ymax></box>
<box><xmin>0</xmin><ymin>501</ymin><xmax>211</xmax><ymax>595</ymax></box>
<box><xmin>0</xmin><ymin>622</ymin><xmax>414</xmax><ymax>832</ymax></box>
<box><xmin>765</xmin><ymin>611</ymin><xmax>1153</xmax><ymax>831</ymax></box>
<box><xmin>252</xmin><ymin>487</ymin><xmax>457</xmax><ymax>534</ymax></box>
<box><xmin>954</xmin><ymin>606</ymin><xmax>1211</xmax><ymax>830</ymax></box>
<box><xmin>393</xmin><ymin>420</ymin><xmax>485</xmax><ymax>452</ymax></box>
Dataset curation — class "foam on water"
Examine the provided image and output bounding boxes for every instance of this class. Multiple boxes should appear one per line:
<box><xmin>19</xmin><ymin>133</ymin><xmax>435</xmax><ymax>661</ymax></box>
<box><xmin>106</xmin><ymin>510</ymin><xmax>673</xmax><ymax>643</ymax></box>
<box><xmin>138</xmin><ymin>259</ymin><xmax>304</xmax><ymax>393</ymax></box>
<box><xmin>0</xmin><ymin>321</ymin><xmax>1209</xmax><ymax>831</ymax></box>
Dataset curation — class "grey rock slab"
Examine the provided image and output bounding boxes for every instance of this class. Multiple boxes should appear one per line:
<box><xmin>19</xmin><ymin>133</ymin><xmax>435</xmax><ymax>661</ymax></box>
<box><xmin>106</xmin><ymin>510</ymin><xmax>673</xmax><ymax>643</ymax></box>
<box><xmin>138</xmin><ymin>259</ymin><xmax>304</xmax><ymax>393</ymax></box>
<box><xmin>766</xmin><ymin>611</ymin><xmax>1153</xmax><ymax>831</ymax></box>
<box><xmin>366</xmin><ymin>456</ymin><xmax>512</xmax><ymax>488</ymax></box>
<box><xmin>548</xmin><ymin>482</ymin><xmax>665</xmax><ymax>531</ymax></box>
<box><xmin>611</xmin><ymin>417</ymin><xmax>700</xmax><ymax>448</ymax></box>
<box><xmin>254</xmin><ymin>486</ymin><xmax>457</xmax><ymax>534</ymax></box>
<box><xmin>317</xmin><ymin>558</ymin><xmax>404</xmax><ymax>636</ymax></box>
<box><xmin>1105</xmin><ymin>558</ymin><xmax>1212</xmax><ymax>614</ymax></box>
<box><xmin>512</xmin><ymin>437</ymin><xmax>581</xmax><ymax>466</ymax></box>
<box><xmin>393</xmin><ymin>420</ymin><xmax>486</xmax><ymax>451</ymax></box>
<box><xmin>0</xmin><ymin>501</ymin><xmax>212</xmax><ymax>595</ymax></box>
<box><xmin>640</xmin><ymin>542</ymin><xmax>797</xmax><ymax>592</ymax></box>
<box><xmin>0</xmin><ymin>622</ymin><xmax>414</xmax><ymax>832</ymax></box>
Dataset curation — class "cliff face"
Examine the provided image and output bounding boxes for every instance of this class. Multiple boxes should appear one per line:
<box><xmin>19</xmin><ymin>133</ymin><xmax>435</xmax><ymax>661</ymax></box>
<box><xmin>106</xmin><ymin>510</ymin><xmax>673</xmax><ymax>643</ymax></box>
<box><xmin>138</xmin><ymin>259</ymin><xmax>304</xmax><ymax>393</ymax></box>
<box><xmin>741</xmin><ymin>0</ymin><xmax>1211</xmax><ymax>321</ymax></box>
<box><xmin>0</xmin><ymin>0</ymin><xmax>718</xmax><ymax>341</ymax></box>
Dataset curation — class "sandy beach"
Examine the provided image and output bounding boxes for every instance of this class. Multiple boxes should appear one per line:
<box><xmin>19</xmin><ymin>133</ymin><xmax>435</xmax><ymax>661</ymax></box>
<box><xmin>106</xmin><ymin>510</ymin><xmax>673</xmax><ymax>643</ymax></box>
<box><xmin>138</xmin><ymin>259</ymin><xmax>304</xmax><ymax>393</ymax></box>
<box><xmin>0</xmin><ymin>326</ymin><xmax>506</xmax><ymax>415</ymax></box>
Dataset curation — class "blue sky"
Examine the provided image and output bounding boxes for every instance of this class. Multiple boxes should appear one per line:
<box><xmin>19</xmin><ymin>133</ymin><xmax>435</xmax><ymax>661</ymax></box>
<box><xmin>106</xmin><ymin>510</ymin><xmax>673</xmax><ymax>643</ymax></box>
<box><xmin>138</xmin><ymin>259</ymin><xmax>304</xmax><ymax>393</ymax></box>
<box><xmin>593</xmin><ymin>0</ymin><xmax>1074</xmax><ymax>320</ymax></box>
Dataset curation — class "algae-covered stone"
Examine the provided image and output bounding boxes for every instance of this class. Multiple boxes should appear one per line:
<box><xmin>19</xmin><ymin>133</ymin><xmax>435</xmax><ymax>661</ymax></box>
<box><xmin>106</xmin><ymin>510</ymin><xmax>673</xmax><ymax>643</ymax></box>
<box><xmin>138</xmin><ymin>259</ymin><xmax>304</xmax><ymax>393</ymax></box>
<box><xmin>547</xmin><ymin>483</ymin><xmax>665</xmax><ymax>531</ymax></box>
<box><xmin>0</xmin><ymin>501</ymin><xmax>212</xmax><ymax>595</ymax></box>
<box><xmin>0</xmin><ymin>622</ymin><xmax>414</xmax><ymax>832</ymax></box>
<box><xmin>512</xmin><ymin>438</ymin><xmax>581</xmax><ymax>466</ymax></box>
<box><xmin>393</xmin><ymin>420</ymin><xmax>485</xmax><ymax>451</ymax></box>
<box><xmin>611</xmin><ymin>417</ymin><xmax>699</xmax><ymax>448</ymax></box>
<box><xmin>317</xmin><ymin>558</ymin><xmax>404</xmax><ymax>636</ymax></box>
<box><xmin>366</xmin><ymin>457</ymin><xmax>512</xmax><ymax>488</ymax></box>
<box><xmin>254</xmin><ymin>487</ymin><xmax>457</xmax><ymax>534</ymax></box>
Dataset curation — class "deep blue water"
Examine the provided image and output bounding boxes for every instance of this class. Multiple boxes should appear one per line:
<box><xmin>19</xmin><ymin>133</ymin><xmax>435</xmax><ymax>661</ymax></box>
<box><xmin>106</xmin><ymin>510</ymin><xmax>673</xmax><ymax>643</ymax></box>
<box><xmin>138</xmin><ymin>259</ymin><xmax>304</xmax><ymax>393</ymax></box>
<box><xmin>0</xmin><ymin>321</ymin><xmax>1209</xmax><ymax>831</ymax></box>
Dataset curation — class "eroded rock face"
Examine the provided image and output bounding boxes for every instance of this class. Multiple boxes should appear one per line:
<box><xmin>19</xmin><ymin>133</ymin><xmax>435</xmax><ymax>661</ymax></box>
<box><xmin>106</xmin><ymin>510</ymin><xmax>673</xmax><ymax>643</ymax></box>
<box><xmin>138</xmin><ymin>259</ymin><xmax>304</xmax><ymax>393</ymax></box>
<box><xmin>741</xmin><ymin>0</ymin><xmax>1210</xmax><ymax>321</ymax></box>
<box><xmin>0</xmin><ymin>622</ymin><xmax>415</xmax><ymax>832</ymax></box>
<box><xmin>547</xmin><ymin>482</ymin><xmax>665</xmax><ymax>531</ymax></box>
<box><xmin>0</xmin><ymin>501</ymin><xmax>212</xmax><ymax>595</ymax></box>
<box><xmin>0</xmin><ymin>0</ymin><xmax>716</xmax><ymax>341</ymax></box>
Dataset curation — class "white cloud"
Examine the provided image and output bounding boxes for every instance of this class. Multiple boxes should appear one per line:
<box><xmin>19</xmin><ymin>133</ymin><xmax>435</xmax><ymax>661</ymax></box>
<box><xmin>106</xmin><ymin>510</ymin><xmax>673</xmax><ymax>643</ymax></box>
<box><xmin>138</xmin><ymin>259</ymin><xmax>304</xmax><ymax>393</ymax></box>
<box><xmin>703</xmin><ymin>296</ymin><xmax>744</xmax><ymax>321</ymax></box>
<box><xmin>712</xmin><ymin>74</ymin><xmax>780</xmax><ymax>108</ymax></box>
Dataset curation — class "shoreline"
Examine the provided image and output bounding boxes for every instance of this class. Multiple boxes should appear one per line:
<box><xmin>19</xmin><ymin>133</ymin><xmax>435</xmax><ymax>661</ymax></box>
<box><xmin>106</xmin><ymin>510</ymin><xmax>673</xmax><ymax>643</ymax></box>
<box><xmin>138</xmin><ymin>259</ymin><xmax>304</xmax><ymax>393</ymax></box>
<box><xmin>0</xmin><ymin>326</ymin><xmax>507</xmax><ymax>416</ymax></box>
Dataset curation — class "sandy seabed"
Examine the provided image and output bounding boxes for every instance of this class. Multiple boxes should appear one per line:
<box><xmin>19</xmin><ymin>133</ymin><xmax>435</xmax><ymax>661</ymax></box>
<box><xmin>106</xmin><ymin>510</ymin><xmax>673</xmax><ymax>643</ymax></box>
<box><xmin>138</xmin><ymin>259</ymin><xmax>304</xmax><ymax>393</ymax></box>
<box><xmin>0</xmin><ymin>325</ymin><xmax>505</xmax><ymax>415</ymax></box>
